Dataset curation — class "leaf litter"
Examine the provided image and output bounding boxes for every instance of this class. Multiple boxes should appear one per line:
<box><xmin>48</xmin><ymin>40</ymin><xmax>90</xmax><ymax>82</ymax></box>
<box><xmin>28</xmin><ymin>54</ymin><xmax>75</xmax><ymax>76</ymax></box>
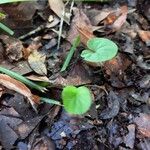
<box><xmin>0</xmin><ymin>0</ymin><xmax>150</xmax><ymax>149</ymax></box>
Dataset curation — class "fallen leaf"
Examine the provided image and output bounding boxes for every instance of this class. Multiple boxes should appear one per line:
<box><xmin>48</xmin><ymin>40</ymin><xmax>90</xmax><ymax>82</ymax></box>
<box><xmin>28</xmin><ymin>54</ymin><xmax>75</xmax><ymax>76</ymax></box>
<box><xmin>28</xmin><ymin>50</ymin><xmax>47</xmax><ymax>75</ymax></box>
<box><xmin>112</xmin><ymin>5</ymin><xmax>128</xmax><ymax>31</ymax></box>
<box><xmin>1</xmin><ymin>60</ymin><xmax>33</xmax><ymax>75</ymax></box>
<box><xmin>49</xmin><ymin>74</ymin><xmax>91</xmax><ymax>87</ymax></box>
<box><xmin>138</xmin><ymin>30</ymin><xmax>150</xmax><ymax>46</ymax></box>
<box><xmin>134</xmin><ymin>113</ymin><xmax>150</xmax><ymax>138</ymax></box>
<box><xmin>0</xmin><ymin>35</ymin><xmax>24</xmax><ymax>62</ymax></box>
<box><xmin>77</xmin><ymin>26</ymin><xmax>95</xmax><ymax>46</ymax></box>
<box><xmin>92</xmin><ymin>9</ymin><xmax>113</xmax><ymax>25</ymax></box>
<box><xmin>100</xmin><ymin>91</ymin><xmax>120</xmax><ymax>119</ymax></box>
<box><xmin>16</xmin><ymin>116</ymin><xmax>43</xmax><ymax>139</ymax></box>
<box><xmin>104</xmin><ymin>12</ymin><xmax>117</xmax><ymax>25</ymax></box>
<box><xmin>1</xmin><ymin>2</ymin><xmax>41</xmax><ymax>30</ymax></box>
<box><xmin>123</xmin><ymin>124</ymin><xmax>135</xmax><ymax>149</ymax></box>
<box><xmin>103</xmin><ymin>53</ymin><xmax>131</xmax><ymax>76</ymax></box>
<box><xmin>48</xmin><ymin>0</ymin><xmax>70</xmax><ymax>24</ymax></box>
<box><xmin>26</xmin><ymin>75</ymin><xmax>50</xmax><ymax>82</ymax></box>
<box><xmin>31</xmin><ymin>136</ymin><xmax>55</xmax><ymax>150</ymax></box>
<box><xmin>0</xmin><ymin>107</ymin><xmax>23</xmax><ymax>149</ymax></box>
<box><xmin>67</xmin><ymin>8</ymin><xmax>94</xmax><ymax>45</ymax></box>
<box><xmin>0</xmin><ymin>86</ymin><xmax>3</xmax><ymax>98</ymax></box>
<box><xmin>0</xmin><ymin>74</ymin><xmax>36</xmax><ymax>110</ymax></box>
<box><xmin>23</xmin><ymin>40</ymin><xmax>42</xmax><ymax>59</ymax></box>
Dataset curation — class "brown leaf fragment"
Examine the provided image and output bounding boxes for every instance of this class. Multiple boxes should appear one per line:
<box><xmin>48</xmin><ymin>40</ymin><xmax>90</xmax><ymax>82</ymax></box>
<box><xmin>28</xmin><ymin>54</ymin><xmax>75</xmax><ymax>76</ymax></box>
<box><xmin>77</xmin><ymin>26</ymin><xmax>95</xmax><ymax>45</ymax></box>
<box><xmin>16</xmin><ymin>116</ymin><xmax>43</xmax><ymax>139</ymax></box>
<box><xmin>23</xmin><ymin>40</ymin><xmax>42</xmax><ymax>59</ymax></box>
<box><xmin>28</xmin><ymin>50</ymin><xmax>47</xmax><ymax>75</ymax></box>
<box><xmin>50</xmin><ymin>74</ymin><xmax>91</xmax><ymax>87</ymax></box>
<box><xmin>92</xmin><ymin>9</ymin><xmax>112</xmax><ymax>25</ymax></box>
<box><xmin>100</xmin><ymin>91</ymin><xmax>120</xmax><ymax>119</ymax></box>
<box><xmin>0</xmin><ymin>107</ymin><xmax>23</xmax><ymax>149</ymax></box>
<box><xmin>0</xmin><ymin>35</ymin><xmax>24</xmax><ymax>62</ymax></box>
<box><xmin>67</xmin><ymin>8</ymin><xmax>94</xmax><ymax>45</ymax></box>
<box><xmin>1</xmin><ymin>60</ymin><xmax>33</xmax><ymax>75</ymax></box>
<box><xmin>104</xmin><ymin>12</ymin><xmax>117</xmax><ymax>25</ymax></box>
<box><xmin>123</xmin><ymin>124</ymin><xmax>135</xmax><ymax>149</ymax></box>
<box><xmin>26</xmin><ymin>75</ymin><xmax>50</xmax><ymax>82</ymax></box>
<box><xmin>103</xmin><ymin>53</ymin><xmax>131</xmax><ymax>76</ymax></box>
<box><xmin>1</xmin><ymin>2</ymin><xmax>41</xmax><ymax>30</ymax></box>
<box><xmin>31</xmin><ymin>136</ymin><xmax>55</xmax><ymax>150</ymax></box>
<box><xmin>138</xmin><ymin>30</ymin><xmax>150</xmax><ymax>46</ymax></box>
<box><xmin>0</xmin><ymin>74</ymin><xmax>36</xmax><ymax>110</ymax></box>
<box><xmin>134</xmin><ymin>113</ymin><xmax>150</xmax><ymax>138</ymax></box>
<box><xmin>112</xmin><ymin>6</ymin><xmax>128</xmax><ymax>31</ymax></box>
<box><xmin>48</xmin><ymin>0</ymin><xmax>70</xmax><ymax>24</ymax></box>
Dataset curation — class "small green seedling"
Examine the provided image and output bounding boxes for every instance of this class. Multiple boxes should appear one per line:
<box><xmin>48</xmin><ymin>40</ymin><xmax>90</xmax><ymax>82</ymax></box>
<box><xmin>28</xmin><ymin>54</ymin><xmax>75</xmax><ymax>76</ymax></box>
<box><xmin>81</xmin><ymin>37</ymin><xmax>118</xmax><ymax>63</ymax></box>
<box><xmin>62</xmin><ymin>85</ymin><xmax>92</xmax><ymax>115</ymax></box>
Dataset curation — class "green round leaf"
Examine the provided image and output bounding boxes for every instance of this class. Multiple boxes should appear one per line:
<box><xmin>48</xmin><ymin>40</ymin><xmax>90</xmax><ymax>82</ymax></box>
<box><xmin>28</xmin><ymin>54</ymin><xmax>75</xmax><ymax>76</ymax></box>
<box><xmin>62</xmin><ymin>86</ymin><xmax>92</xmax><ymax>115</ymax></box>
<box><xmin>81</xmin><ymin>38</ymin><xmax>118</xmax><ymax>63</ymax></box>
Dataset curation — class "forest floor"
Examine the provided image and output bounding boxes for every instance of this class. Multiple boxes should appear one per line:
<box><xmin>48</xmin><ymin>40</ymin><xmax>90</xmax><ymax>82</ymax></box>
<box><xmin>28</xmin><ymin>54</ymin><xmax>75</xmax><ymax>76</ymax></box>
<box><xmin>0</xmin><ymin>0</ymin><xmax>150</xmax><ymax>149</ymax></box>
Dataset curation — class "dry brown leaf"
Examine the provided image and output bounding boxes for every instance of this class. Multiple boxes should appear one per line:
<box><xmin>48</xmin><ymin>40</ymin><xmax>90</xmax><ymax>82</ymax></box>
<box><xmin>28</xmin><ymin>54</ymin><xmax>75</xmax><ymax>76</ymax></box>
<box><xmin>112</xmin><ymin>5</ymin><xmax>128</xmax><ymax>31</ymax></box>
<box><xmin>0</xmin><ymin>35</ymin><xmax>24</xmax><ymax>62</ymax></box>
<box><xmin>23</xmin><ymin>41</ymin><xmax>42</xmax><ymax>59</ymax></box>
<box><xmin>48</xmin><ymin>0</ymin><xmax>70</xmax><ymax>24</ymax></box>
<box><xmin>67</xmin><ymin>8</ymin><xmax>94</xmax><ymax>45</ymax></box>
<box><xmin>0</xmin><ymin>86</ymin><xmax>3</xmax><ymax>98</ymax></box>
<box><xmin>103</xmin><ymin>53</ymin><xmax>131</xmax><ymax>76</ymax></box>
<box><xmin>134</xmin><ymin>113</ymin><xmax>150</xmax><ymax>138</ymax></box>
<box><xmin>77</xmin><ymin>26</ymin><xmax>95</xmax><ymax>45</ymax></box>
<box><xmin>1</xmin><ymin>2</ymin><xmax>41</xmax><ymax>30</ymax></box>
<box><xmin>138</xmin><ymin>30</ymin><xmax>150</xmax><ymax>46</ymax></box>
<box><xmin>49</xmin><ymin>74</ymin><xmax>91</xmax><ymax>87</ymax></box>
<box><xmin>26</xmin><ymin>75</ymin><xmax>50</xmax><ymax>82</ymax></box>
<box><xmin>104</xmin><ymin>12</ymin><xmax>117</xmax><ymax>25</ymax></box>
<box><xmin>28</xmin><ymin>50</ymin><xmax>47</xmax><ymax>75</ymax></box>
<box><xmin>92</xmin><ymin>9</ymin><xmax>112</xmax><ymax>25</ymax></box>
<box><xmin>0</xmin><ymin>74</ymin><xmax>36</xmax><ymax>110</ymax></box>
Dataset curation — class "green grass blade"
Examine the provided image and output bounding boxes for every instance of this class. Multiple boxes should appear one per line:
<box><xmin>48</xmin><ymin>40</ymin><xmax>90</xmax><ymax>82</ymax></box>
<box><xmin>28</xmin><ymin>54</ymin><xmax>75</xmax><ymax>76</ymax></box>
<box><xmin>0</xmin><ymin>66</ymin><xmax>47</xmax><ymax>92</ymax></box>
<box><xmin>40</xmin><ymin>97</ymin><xmax>62</xmax><ymax>106</ymax></box>
<box><xmin>0</xmin><ymin>0</ymin><xmax>36</xmax><ymax>4</ymax></box>
<box><xmin>0</xmin><ymin>23</ymin><xmax>14</xmax><ymax>35</ymax></box>
<box><xmin>61</xmin><ymin>35</ymin><xmax>80</xmax><ymax>72</ymax></box>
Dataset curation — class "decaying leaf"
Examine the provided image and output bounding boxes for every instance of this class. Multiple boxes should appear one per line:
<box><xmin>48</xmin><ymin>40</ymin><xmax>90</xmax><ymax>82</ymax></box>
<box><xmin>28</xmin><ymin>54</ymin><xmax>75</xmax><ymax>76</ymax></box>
<box><xmin>28</xmin><ymin>50</ymin><xmax>47</xmax><ymax>75</ymax></box>
<box><xmin>134</xmin><ymin>113</ymin><xmax>150</xmax><ymax>138</ymax></box>
<box><xmin>112</xmin><ymin>6</ymin><xmax>128</xmax><ymax>31</ymax></box>
<box><xmin>48</xmin><ymin>0</ymin><xmax>70</xmax><ymax>24</ymax></box>
<box><xmin>23</xmin><ymin>40</ymin><xmax>42</xmax><ymax>59</ymax></box>
<box><xmin>103</xmin><ymin>53</ymin><xmax>131</xmax><ymax>76</ymax></box>
<box><xmin>1</xmin><ymin>2</ymin><xmax>41</xmax><ymax>30</ymax></box>
<box><xmin>0</xmin><ymin>86</ymin><xmax>3</xmax><ymax>98</ymax></box>
<box><xmin>67</xmin><ymin>8</ymin><xmax>94</xmax><ymax>45</ymax></box>
<box><xmin>100</xmin><ymin>91</ymin><xmax>120</xmax><ymax>119</ymax></box>
<box><xmin>123</xmin><ymin>124</ymin><xmax>135</xmax><ymax>149</ymax></box>
<box><xmin>91</xmin><ymin>9</ymin><xmax>113</xmax><ymax>25</ymax></box>
<box><xmin>0</xmin><ymin>74</ymin><xmax>36</xmax><ymax>111</ymax></box>
<box><xmin>49</xmin><ymin>74</ymin><xmax>91</xmax><ymax>87</ymax></box>
<box><xmin>138</xmin><ymin>30</ymin><xmax>150</xmax><ymax>46</ymax></box>
<box><xmin>26</xmin><ymin>75</ymin><xmax>50</xmax><ymax>82</ymax></box>
<box><xmin>0</xmin><ymin>35</ymin><xmax>24</xmax><ymax>62</ymax></box>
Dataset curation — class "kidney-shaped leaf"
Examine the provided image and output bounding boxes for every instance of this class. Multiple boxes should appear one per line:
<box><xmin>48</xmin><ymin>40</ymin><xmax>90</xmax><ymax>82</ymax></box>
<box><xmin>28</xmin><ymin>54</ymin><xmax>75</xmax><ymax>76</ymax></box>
<box><xmin>81</xmin><ymin>38</ymin><xmax>118</xmax><ymax>63</ymax></box>
<box><xmin>62</xmin><ymin>86</ymin><xmax>92</xmax><ymax>115</ymax></box>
